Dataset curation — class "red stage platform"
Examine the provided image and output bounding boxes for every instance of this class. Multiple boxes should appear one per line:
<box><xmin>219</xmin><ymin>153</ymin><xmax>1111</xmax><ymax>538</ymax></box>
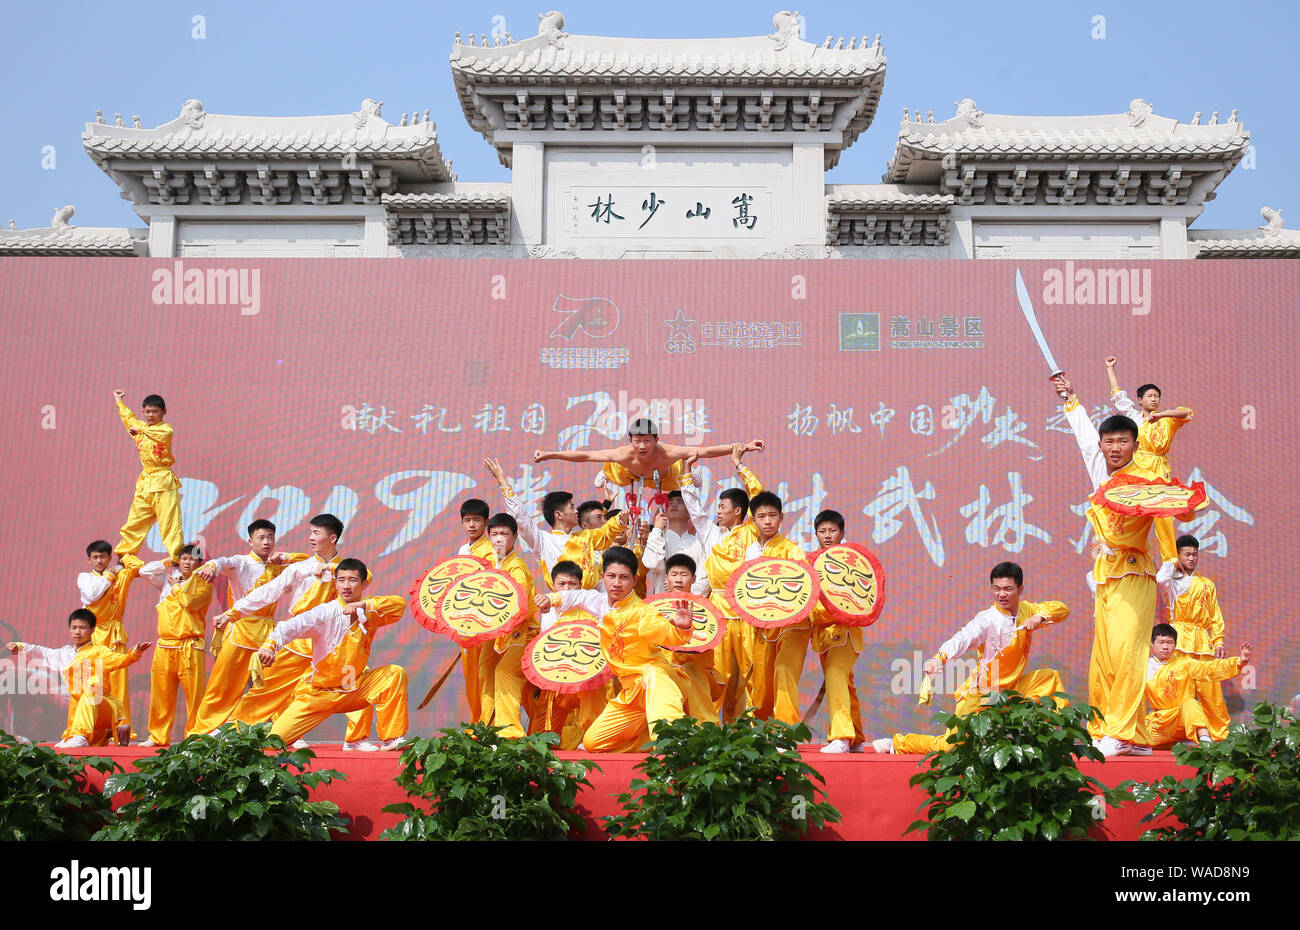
<box><xmin>64</xmin><ymin>744</ymin><xmax>1190</xmax><ymax>840</ymax></box>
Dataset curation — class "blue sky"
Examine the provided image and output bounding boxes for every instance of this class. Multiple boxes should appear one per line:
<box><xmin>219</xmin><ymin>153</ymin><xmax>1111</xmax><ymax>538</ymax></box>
<box><xmin>2</xmin><ymin>0</ymin><xmax>1294</xmax><ymax>231</ymax></box>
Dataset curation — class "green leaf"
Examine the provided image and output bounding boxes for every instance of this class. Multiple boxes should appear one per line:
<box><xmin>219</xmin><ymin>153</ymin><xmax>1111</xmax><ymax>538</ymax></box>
<box><xmin>948</xmin><ymin>801</ymin><xmax>977</xmax><ymax>822</ymax></box>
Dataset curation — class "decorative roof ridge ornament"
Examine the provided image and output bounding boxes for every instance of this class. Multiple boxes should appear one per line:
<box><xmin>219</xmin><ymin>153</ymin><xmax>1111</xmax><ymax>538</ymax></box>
<box><xmin>954</xmin><ymin>97</ymin><xmax>983</xmax><ymax>128</ymax></box>
<box><xmin>353</xmin><ymin>98</ymin><xmax>384</xmax><ymax>129</ymax></box>
<box><xmin>52</xmin><ymin>205</ymin><xmax>75</xmax><ymax>228</ymax></box>
<box><xmin>769</xmin><ymin>10</ymin><xmax>801</xmax><ymax>50</ymax></box>
<box><xmin>1127</xmin><ymin>97</ymin><xmax>1152</xmax><ymax>128</ymax></box>
<box><xmin>538</xmin><ymin>9</ymin><xmax>567</xmax><ymax>48</ymax></box>
<box><xmin>180</xmin><ymin>98</ymin><xmax>205</xmax><ymax>130</ymax></box>
<box><xmin>1260</xmin><ymin>206</ymin><xmax>1285</xmax><ymax>238</ymax></box>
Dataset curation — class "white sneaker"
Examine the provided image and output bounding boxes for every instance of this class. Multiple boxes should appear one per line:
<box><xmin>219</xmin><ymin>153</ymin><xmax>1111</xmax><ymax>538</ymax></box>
<box><xmin>378</xmin><ymin>736</ymin><xmax>410</xmax><ymax>751</ymax></box>
<box><xmin>55</xmin><ymin>735</ymin><xmax>89</xmax><ymax>748</ymax></box>
<box><xmin>819</xmin><ymin>738</ymin><xmax>851</xmax><ymax>754</ymax></box>
<box><xmin>1095</xmin><ymin>736</ymin><xmax>1130</xmax><ymax>757</ymax></box>
<box><xmin>1127</xmin><ymin>743</ymin><xmax>1153</xmax><ymax>756</ymax></box>
<box><xmin>871</xmin><ymin>737</ymin><xmax>895</xmax><ymax>754</ymax></box>
<box><xmin>137</xmin><ymin>739</ymin><xmax>159</xmax><ymax>748</ymax></box>
<box><xmin>849</xmin><ymin>741</ymin><xmax>866</xmax><ymax>753</ymax></box>
<box><xmin>290</xmin><ymin>739</ymin><xmax>309</xmax><ymax>749</ymax></box>
<box><xmin>344</xmin><ymin>740</ymin><xmax>379</xmax><ymax>752</ymax></box>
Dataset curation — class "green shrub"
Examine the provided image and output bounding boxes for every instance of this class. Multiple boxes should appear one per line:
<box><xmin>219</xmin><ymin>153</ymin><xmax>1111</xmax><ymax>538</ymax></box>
<box><xmin>381</xmin><ymin>723</ymin><xmax>596</xmax><ymax>840</ymax></box>
<box><xmin>1128</xmin><ymin>702</ymin><xmax>1300</xmax><ymax>840</ymax></box>
<box><xmin>94</xmin><ymin>723</ymin><xmax>348</xmax><ymax>840</ymax></box>
<box><xmin>0</xmin><ymin>730</ymin><xmax>120</xmax><ymax>840</ymax></box>
<box><xmin>907</xmin><ymin>691</ymin><xmax>1130</xmax><ymax>840</ymax></box>
<box><xmin>603</xmin><ymin>713</ymin><xmax>841</xmax><ymax>841</ymax></box>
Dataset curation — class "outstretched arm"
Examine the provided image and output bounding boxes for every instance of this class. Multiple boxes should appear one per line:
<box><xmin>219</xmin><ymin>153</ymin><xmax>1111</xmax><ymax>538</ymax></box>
<box><xmin>1053</xmin><ymin>376</ymin><xmax>1107</xmax><ymax>490</ymax></box>
<box><xmin>534</xmin><ymin>447</ymin><xmax>625</xmax><ymax>465</ymax></box>
<box><xmin>661</xmin><ymin>439</ymin><xmax>763</xmax><ymax>461</ymax></box>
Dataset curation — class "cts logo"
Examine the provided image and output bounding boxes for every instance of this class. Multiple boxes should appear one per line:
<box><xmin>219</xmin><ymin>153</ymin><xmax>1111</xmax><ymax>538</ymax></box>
<box><xmin>550</xmin><ymin>295</ymin><xmax>620</xmax><ymax>340</ymax></box>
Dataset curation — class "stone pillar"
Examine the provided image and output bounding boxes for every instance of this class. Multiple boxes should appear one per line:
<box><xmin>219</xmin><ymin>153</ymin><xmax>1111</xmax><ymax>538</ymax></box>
<box><xmin>147</xmin><ymin>215</ymin><xmax>177</xmax><ymax>258</ymax></box>
<box><xmin>792</xmin><ymin>141</ymin><xmax>825</xmax><ymax>248</ymax></box>
<box><xmin>511</xmin><ymin>141</ymin><xmax>545</xmax><ymax>247</ymax></box>
<box><xmin>949</xmin><ymin>216</ymin><xmax>974</xmax><ymax>258</ymax></box>
<box><xmin>363</xmin><ymin>214</ymin><xmax>388</xmax><ymax>257</ymax></box>
<box><xmin>1159</xmin><ymin>217</ymin><xmax>1188</xmax><ymax>259</ymax></box>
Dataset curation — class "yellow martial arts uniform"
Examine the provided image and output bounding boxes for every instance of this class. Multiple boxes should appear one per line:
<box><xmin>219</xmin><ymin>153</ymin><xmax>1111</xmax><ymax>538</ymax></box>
<box><xmin>549</xmin><ymin>590</ymin><xmax>692</xmax><ymax>753</ymax></box>
<box><xmin>114</xmin><ymin>398</ymin><xmax>184</xmax><ymax>561</ymax></box>
<box><xmin>228</xmin><ymin>554</ymin><xmax>346</xmax><ymax>728</ymax></box>
<box><xmin>1158</xmin><ymin>565</ymin><xmax>1230</xmax><ymax>739</ymax></box>
<box><xmin>681</xmin><ymin>464</ymin><xmax>763</xmax><ymax>720</ymax></box>
<box><xmin>808</xmin><ymin>601</ymin><xmax>865</xmax><ymax>744</ymax></box>
<box><xmin>81</xmin><ymin>553</ymin><xmax>143</xmax><ymax>736</ymax></box>
<box><xmin>750</xmin><ymin>533</ymin><xmax>810</xmax><ymax>723</ymax></box>
<box><xmin>670</xmin><ymin>649</ymin><xmax>720</xmax><ymax>723</ymax></box>
<box><xmin>1110</xmin><ymin>389</ymin><xmax>1194</xmax><ymax>561</ymax></box>
<box><xmin>602</xmin><ymin>457</ymin><xmax>687</xmax><ymax>491</ymax></box>
<box><xmin>268</xmin><ymin>596</ymin><xmax>410</xmax><ymax>744</ymax></box>
<box><xmin>476</xmin><ymin>549</ymin><xmax>538</xmax><ymax>739</ymax></box>
<box><xmin>14</xmin><ymin>641</ymin><xmax>144</xmax><ymax>745</ymax></box>
<box><xmin>1144</xmin><ymin>653</ymin><xmax>1244</xmax><ymax>747</ymax></box>
<box><xmin>147</xmin><ymin>571</ymin><xmax>213</xmax><ymax>745</ymax></box>
<box><xmin>892</xmin><ymin>598</ymin><xmax>1069</xmax><ymax>754</ymax></box>
<box><xmin>189</xmin><ymin>552</ymin><xmax>303</xmax><ymax>735</ymax></box>
<box><xmin>1065</xmin><ymin>395</ymin><xmax>1196</xmax><ymax>745</ymax></box>
<box><xmin>459</xmin><ymin>534</ymin><xmax>496</xmax><ymax>724</ymax></box>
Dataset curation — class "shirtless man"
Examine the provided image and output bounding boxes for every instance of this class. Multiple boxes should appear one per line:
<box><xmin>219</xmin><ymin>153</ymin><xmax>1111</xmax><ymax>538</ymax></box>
<box><xmin>534</xmin><ymin>417</ymin><xmax>763</xmax><ymax>490</ymax></box>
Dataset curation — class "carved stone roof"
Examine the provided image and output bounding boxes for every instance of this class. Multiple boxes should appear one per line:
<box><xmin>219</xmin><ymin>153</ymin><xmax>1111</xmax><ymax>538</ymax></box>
<box><xmin>83</xmin><ymin>99</ymin><xmax>453</xmax><ymax>207</ymax></box>
<box><xmin>1191</xmin><ymin>207</ymin><xmax>1300</xmax><ymax>258</ymax></box>
<box><xmin>382</xmin><ymin>189</ymin><xmax>511</xmax><ymax>246</ymax></box>
<box><xmin>0</xmin><ymin>207</ymin><xmax>144</xmax><ymax>255</ymax></box>
<box><xmin>450</xmin><ymin>11</ymin><xmax>886</xmax><ymax>169</ymax></box>
<box><xmin>825</xmin><ymin>184</ymin><xmax>952</xmax><ymax>247</ymax></box>
<box><xmin>883</xmin><ymin>99</ymin><xmax>1249</xmax><ymax>210</ymax></box>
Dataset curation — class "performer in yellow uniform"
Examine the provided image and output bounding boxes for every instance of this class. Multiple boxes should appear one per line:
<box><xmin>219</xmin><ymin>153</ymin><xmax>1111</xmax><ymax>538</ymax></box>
<box><xmin>660</xmin><ymin>554</ymin><xmax>719</xmax><ymax>722</ymax></box>
<box><xmin>259</xmin><ymin>560</ymin><xmax>409</xmax><ymax>749</ymax></box>
<box><xmin>534</xmin><ymin>416</ymin><xmax>763</xmax><ymax>491</ymax></box>
<box><xmin>746</xmin><ymin>491</ymin><xmax>813</xmax><ymax>723</ymax></box>
<box><xmin>1156</xmin><ymin>534</ymin><xmax>1231</xmax><ymax>739</ymax></box>
<box><xmin>112</xmin><ymin>389</ymin><xmax>184</xmax><ymax>561</ymax></box>
<box><xmin>873</xmin><ymin>562</ymin><xmax>1068</xmax><ymax>754</ymax></box>
<box><xmin>1105</xmin><ymin>357</ymin><xmax>1193</xmax><ymax>561</ymax></box>
<box><xmin>78</xmin><ymin>540</ymin><xmax>144</xmax><ymax>744</ymax></box>
<box><xmin>6</xmin><ymin>610</ymin><xmax>152</xmax><ymax>747</ymax></box>
<box><xmin>1145</xmin><ymin>624</ymin><xmax>1252</xmax><ymax>747</ymax></box>
<box><xmin>138</xmin><ymin>544</ymin><xmax>213</xmax><ymax>747</ymax></box>
<box><xmin>218</xmin><ymin>514</ymin><xmax>366</xmax><ymax>747</ymax></box>
<box><xmin>188</xmin><ymin>519</ymin><xmax>305</xmax><ymax>735</ymax></box>
<box><xmin>529</xmin><ymin>560</ymin><xmax>607</xmax><ymax>749</ymax></box>
<box><xmin>476</xmin><ymin>513</ymin><xmax>539</xmax><ymax>739</ymax></box>
<box><xmin>539</xmin><ymin>546</ymin><xmax>693</xmax><ymax>752</ymax></box>
<box><xmin>808</xmin><ymin>511</ymin><xmax>866</xmax><ymax>754</ymax></box>
<box><xmin>679</xmin><ymin>444</ymin><xmax>764</xmax><ymax>720</ymax></box>
<box><xmin>1055</xmin><ymin>374</ymin><xmax>1200</xmax><ymax>756</ymax></box>
<box><xmin>456</xmin><ymin>498</ymin><xmax>494</xmax><ymax>723</ymax></box>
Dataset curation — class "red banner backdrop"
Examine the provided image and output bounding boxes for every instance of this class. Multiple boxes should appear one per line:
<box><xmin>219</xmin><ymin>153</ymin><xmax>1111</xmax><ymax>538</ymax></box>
<box><xmin>0</xmin><ymin>257</ymin><xmax>1294</xmax><ymax>741</ymax></box>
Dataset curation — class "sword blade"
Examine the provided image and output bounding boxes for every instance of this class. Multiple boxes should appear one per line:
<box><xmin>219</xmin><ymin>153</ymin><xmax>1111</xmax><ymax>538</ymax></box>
<box><xmin>1014</xmin><ymin>269</ymin><xmax>1063</xmax><ymax>376</ymax></box>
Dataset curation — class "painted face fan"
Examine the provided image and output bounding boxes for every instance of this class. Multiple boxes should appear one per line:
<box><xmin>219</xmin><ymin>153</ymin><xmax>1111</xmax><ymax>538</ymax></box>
<box><xmin>407</xmin><ymin>555</ymin><xmax>489</xmax><ymax>633</ymax></box>
<box><xmin>725</xmin><ymin>557</ymin><xmax>820</xmax><ymax>629</ymax></box>
<box><xmin>435</xmin><ymin>568</ymin><xmax>529</xmax><ymax>648</ymax></box>
<box><xmin>646</xmin><ymin>592</ymin><xmax>725</xmax><ymax>652</ymax></box>
<box><xmin>1090</xmin><ymin>474</ymin><xmax>1207</xmax><ymax>517</ymax></box>
<box><xmin>812</xmin><ymin>543</ymin><xmax>885</xmax><ymax>627</ymax></box>
<box><xmin>522</xmin><ymin>620</ymin><xmax>612</xmax><ymax>693</ymax></box>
